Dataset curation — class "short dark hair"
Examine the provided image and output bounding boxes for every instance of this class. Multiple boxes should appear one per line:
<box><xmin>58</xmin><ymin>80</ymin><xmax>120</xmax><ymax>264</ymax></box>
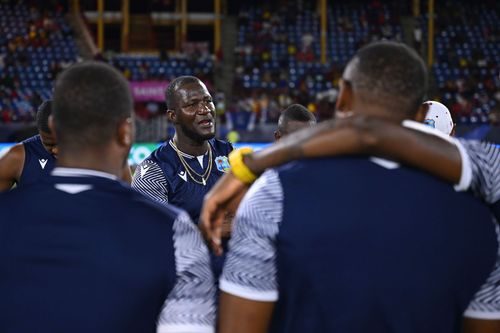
<box><xmin>345</xmin><ymin>41</ymin><xmax>428</xmax><ymax>118</ymax></box>
<box><xmin>35</xmin><ymin>100</ymin><xmax>52</xmax><ymax>134</ymax></box>
<box><xmin>52</xmin><ymin>61</ymin><xmax>132</xmax><ymax>147</ymax></box>
<box><xmin>278</xmin><ymin>104</ymin><xmax>316</xmax><ymax>130</ymax></box>
<box><xmin>165</xmin><ymin>75</ymin><xmax>202</xmax><ymax>110</ymax></box>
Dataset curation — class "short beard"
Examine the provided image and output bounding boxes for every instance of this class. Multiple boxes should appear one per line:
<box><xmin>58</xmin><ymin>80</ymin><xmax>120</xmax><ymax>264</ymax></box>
<box><xmin>179</xmin><ymin>123</ymin><xmax>215</xmax><ymax>144</ymax></box>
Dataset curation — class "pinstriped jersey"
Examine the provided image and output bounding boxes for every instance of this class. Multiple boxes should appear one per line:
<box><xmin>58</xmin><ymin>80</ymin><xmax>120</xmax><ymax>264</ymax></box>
<box><xmin>222</xmin><ymin>158</ymin><xmax>497</xmax><ymax>333</ymax></box>
<box><xmin>19</xmin><ymin>135</ymin><xmax>55</xmax><ymax>186</ymax></box>
<box><xmin>458</xmin><ymin>140</ymin><xmax>500</xmax><ymax>319</ymax></box>
<box><xmin>132</xmin><ymin>138</ymin><xmax>233</xmax><ymax>223</ymax></box>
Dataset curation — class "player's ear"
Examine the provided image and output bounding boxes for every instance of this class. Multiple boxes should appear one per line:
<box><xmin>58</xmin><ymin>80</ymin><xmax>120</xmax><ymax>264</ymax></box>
<box><xmin>48</xmin><ymin>115</ymin><xmax>57</xmax><ymax>141</ymax></box>
<box><xmin>336</xmin><ymin>79</ymin><xmax>353</xmax><ymax>113</ymax></box>
<box><xmin>118</xmin><ymin>117</ymin><xmax>134</xmax><ymax>147</ymax></box>
<box><xmin>274</xmin><ymin>130</ymin><xmax>281</xmax><ymax>141</ymax></box>
<box><xmin>167</xmin><ymin>109</ymin><xmax>177</xmax><ymax>123</ymax></box>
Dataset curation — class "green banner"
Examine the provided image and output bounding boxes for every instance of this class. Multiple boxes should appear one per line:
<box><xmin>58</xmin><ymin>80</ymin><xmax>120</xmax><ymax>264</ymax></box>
<box><xmin>128</xmin><ymin>143</ymin><xmax>160</xmax><ymax>166</ymax></box>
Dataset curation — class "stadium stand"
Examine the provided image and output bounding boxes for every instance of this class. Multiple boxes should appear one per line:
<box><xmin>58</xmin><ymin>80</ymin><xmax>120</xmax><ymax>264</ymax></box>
<box><xmin>228</xmin><ymin>0</ymin><xmax>499</xmax><ymax>130</ymax></box>
<box><xmin>109</xmin><ymin>53</ymin><xmax>213</xmax><ymax>83</ymax></box>
<box><xmin>231</xmin><ymin>0</ymin><xmax>403</xmax><ymax>124</ymax></box>
<box><xmin>0</xmin><ymin>0</ymin><xmax>498</xmax><ymax>143</ymax></box>
<box><xmin>423</xmin><ymin>0</ymin><xmax>499</xmax><ymax>125</ymax></box>
<box><xmin>0</xmin><ymin>1</ymin><xmax>78</xmax><ymax>124</ymax></box>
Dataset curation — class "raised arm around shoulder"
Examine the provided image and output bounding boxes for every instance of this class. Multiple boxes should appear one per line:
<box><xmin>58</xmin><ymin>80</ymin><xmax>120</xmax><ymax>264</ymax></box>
<box><xmin>0</xmin><ymin>144</ymin><xmax>25</xmax><ymax>191</ymax></box>
<box><xmin>219</xmin><ymin>292</ymin><xmax>275</xmax><ymax>333</ymax></box>
<box><xmin>363</xmin><ymin>118</ymin><xmax>462</xmax><ymax>184</ymax></box>
<box><xmin>244</xmin><ymin>116</ymin><xmax>462</xmax><ymax>185</ymax></box>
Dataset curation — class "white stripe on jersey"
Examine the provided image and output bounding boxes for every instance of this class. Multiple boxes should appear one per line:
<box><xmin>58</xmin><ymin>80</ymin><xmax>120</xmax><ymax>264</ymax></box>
<box><xmin>157</xmin><ymin>212</ymin><xmax>216</xmax><ymax>332</ymax></box>
<box><xmin>220</xmin><ymin>169</ymin><xmax>283</xmax><ymax>302</ymax></box>
<box><xmin>459</xmin><ymin>140</ymin><xmax>500</xmax><ymax>319</ymax></box>
<box><xmin>459</xmin><ymin>140</ymin><xmax>500</xmax><ymax>205</ymax></box>
<box><xmin>132</xmin><ymin>159</ymin><xmax>170</xmax><ymax>205</ymax></box>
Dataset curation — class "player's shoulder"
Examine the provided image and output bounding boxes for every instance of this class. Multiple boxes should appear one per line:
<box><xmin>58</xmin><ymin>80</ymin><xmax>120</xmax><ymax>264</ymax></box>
<box><xmin>21</xmin><ymin>134</ymin><xmax>41</xmax><ymax>145</ymax></box>
<box><xmin>135</xmin><ymin>144</ymin><xmax>176</xmax><ymax>180</ymax></box>
<box><xmin>0</xmin><ymin>142</ymin><xmax>25</xmax><ymax>169</ymax></box>
<box><xmin>128</xmin><ymin>184</ymin><xmax>185</xmax><ymax>220</ymax></box>
<box><xmin>84</xmin><ymin>176</ymin><xmax>184</xmax><ymax>223</ymax></box>
<box><xmin>1</xmin><ymin>142</ymin><xmax>25</xmax><ymax>159</ymax></box>
<box><xmin>149</xmin><ymin>140</ymin><xmax>179</xmax><ymax>165</ymax></box>
<box><xmin>0</xmin><ymin>179</ymin><xmax>43</xmax><ymax>204</ymax></box>
<box><xmin>209</xmin><ymin>138</ymin><xmax>233</xmax><ymax>155</ymax></box>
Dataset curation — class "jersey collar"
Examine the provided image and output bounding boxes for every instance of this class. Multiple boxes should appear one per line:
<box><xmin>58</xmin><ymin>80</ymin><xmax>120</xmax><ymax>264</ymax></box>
<box><xmin>52</xmin><ymin>167</ymin><xmax>118</xmax><ymax>181</ymax></box>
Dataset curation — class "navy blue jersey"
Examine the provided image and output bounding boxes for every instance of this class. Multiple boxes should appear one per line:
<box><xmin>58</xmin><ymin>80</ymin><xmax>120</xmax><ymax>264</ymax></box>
<box><xmin>132</xmin><ymin>138</ymin><xmax>233</xmax><ymax>223</ymax></box>
<box><xmin>132</xmin><ymin>138</ymin><xmax>233</xmax><ymax>278</ymax></box>
<box><xmin>19</xmin><ymin>134</ymin><xmax>55</xmax><ymax>186</ymax></box>
<box><xmin>0</xmin><ymin>168</ymin><xmax>215</xmax><ymax>333</ymax></box>
<box><xmin>221</xmin><ymin>157</ymin><xmax>497</xmax><ymax>333</ymax></box>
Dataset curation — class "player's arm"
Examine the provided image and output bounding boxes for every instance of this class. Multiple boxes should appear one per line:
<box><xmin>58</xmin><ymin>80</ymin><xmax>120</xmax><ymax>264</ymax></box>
<box><xmin>456</xmin><ymin>140</ymin><xmax>500</xmax><ymax>204</ymax></box>
<box><xmin>0</xmin><ymin>144</ymin><xmax>25</xmax><ymax>191</ymax></box>
<box><xmin>245</xmin><ymin>116</ymin><xmax>462</xmax><ymax>184</ymax></box>
<box><xmin>131</xmin><ymin>160</ymin><xmax>169</xmax><ymax>205</ymax></box>
<box><xmin>219</xmin><ymin>293</ymin><xmax>275</xmax><ymax>333</ymax></box>
<box><xmin>157</xmin><ymin>212</ymin><xmax>216</xmax><ymax>333</ymax></box>
<box><xmin>200</xmin><ymin>116</ymin><xmax>463</xmax><ymax>253</ymax></box>
<box><xmin>218</xmin><ymin>170</ymin><xmax>282</xmax><ymax>333</ymax></box>
<box><xmin>459</xmin><ymin>140</ymin><xmax>500</xmax><ymax>333</ymax></box>
<box><xmin>463</xmin><ymin>319</ymin><xmax>500</xmax><ymax>333</ymax></box>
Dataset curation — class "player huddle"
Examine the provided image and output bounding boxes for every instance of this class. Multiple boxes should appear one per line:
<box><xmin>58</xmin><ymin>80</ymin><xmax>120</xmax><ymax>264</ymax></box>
<box><xmin>0</xmin><ymin>41</ymin><xmax>498</xmax><ymax>333</ymax></box>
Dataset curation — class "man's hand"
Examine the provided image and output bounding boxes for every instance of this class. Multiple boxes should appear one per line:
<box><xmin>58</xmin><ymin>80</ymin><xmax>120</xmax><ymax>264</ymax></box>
<box><xmin>200</xmin><ymin>172</ymin><xmax>250</xmax><ymax>255</ymax></box>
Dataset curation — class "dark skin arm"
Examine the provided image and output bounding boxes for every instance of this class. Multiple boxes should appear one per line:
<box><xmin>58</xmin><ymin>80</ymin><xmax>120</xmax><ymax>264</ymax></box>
<box><xmin>200</xmin><ymin>115</ymin><xmax>462</xmax><ymax>254</ymax></box>
<box><xmin>218</xmin><ymin>292</ymin><xmax>275</xmax><ymax>333</ymax></box>
<box><xmin>1</xmin><ymin>145</ymin><xmax>132</xmax><ymax>188</ymax></box>
<box><xmin>463</xmin><ymin>318</ymin><xmax>500</xmax><ymax>333</ymax></box>
<box><xmin>0</xmin><ymin>144</ymin><xmax>25</xmax><ymax>191</ymax></box>
<box><xmin>246</xmin><ymin>115</ymin><xmax>461</xmax><ymax>182</ymax></box>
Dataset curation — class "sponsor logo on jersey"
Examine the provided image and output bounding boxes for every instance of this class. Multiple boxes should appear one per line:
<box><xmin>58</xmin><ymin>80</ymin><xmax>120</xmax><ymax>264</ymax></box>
<box><xmin>39</xmin><ymin>159</ymin><xmax>48</xmax><ymax>169</ymax></box>
<box><xmin>215</xmin><ymin>156</ymin><xmax>231</xmax><ymax>172</ymax></box>
<box><xmin>140</xmin><ymin>164</ymin><xmax>150</xmax><ymax>179</ymax></box>
<box><xmin>178</xmin><ymin>170</ymin><xmax>187</xmax><ymax>182</ymax></box>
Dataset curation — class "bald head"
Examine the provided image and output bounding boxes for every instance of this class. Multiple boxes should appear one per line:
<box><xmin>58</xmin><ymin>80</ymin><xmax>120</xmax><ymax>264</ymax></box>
<box><xmin>343</xmin><ymin>41</ymin><xmax>428</xmax><ymax>119</ymax></box>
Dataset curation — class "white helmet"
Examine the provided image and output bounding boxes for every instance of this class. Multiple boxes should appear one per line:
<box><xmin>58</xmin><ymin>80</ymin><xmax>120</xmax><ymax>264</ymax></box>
<box><xmin>423</xmin><ymin>101</ymin><xmax>454</xmax><ymax>136</ymax></box>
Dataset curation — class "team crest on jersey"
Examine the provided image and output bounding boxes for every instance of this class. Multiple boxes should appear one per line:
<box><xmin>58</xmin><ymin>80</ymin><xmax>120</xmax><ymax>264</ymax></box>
<box><xmin>215</xmin><ymin>156</ymin><xmax>230</xmax><ymax>172</ymax></box>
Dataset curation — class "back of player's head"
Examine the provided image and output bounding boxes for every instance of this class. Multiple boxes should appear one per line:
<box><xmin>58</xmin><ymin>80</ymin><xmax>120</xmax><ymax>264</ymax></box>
<box><xmin>278</xmin><ymin>104</ymin><xmax>316</xmax><ymax>130</ymax></box>
<box><xmin>52</xmin><ymin>61</ymin><xmax>132</xmax><ymax>147</ymax></box>
<box><xmin>275</xmin><ymin>104</ymin><xmax>316</xmax><ymax>140</ymax></box>
<box><xmin>165</xmin><ymin>75</ymin><xmax>202</xmax><ymax>110</ymax></box>
<box><xmin>344</xmin><ymin>41</ymin><xmax>428</xmax><ymax>119</ymax></box>
<box><xmin>35</xmin><ymin>100</ymin><xmax>52</xmax><ymax>134</ymax></box>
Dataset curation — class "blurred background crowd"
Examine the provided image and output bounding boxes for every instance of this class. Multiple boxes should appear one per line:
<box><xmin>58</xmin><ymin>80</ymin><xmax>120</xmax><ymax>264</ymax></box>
<box><xmin>0</xmin><ymin>0</ymin><xmax>498</xmax><ymax>144</ymax></box>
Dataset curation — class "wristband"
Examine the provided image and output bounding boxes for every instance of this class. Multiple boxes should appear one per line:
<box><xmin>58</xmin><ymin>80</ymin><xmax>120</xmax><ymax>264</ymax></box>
<box><xmin>228</xmin><ymin>147</ymin><xmax>257</xmax><ymax>184</ymax></box>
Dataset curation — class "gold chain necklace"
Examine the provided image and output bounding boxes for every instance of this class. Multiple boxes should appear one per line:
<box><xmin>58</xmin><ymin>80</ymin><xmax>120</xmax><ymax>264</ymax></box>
<box><xmin>171</xmin><ymin>141</ymin><xmax>213</xmax><ymax>186</ymax></box>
